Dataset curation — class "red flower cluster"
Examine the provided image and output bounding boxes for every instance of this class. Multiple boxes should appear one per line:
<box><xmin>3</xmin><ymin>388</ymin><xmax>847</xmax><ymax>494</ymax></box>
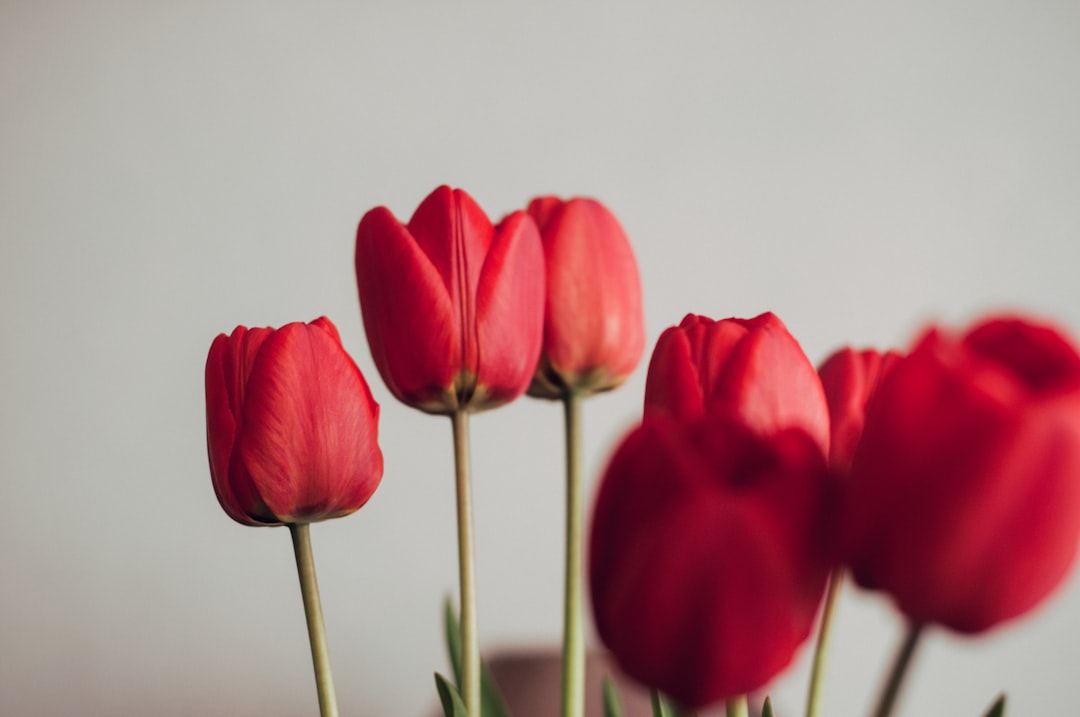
<box><xmin>206</xmin><ymin>186</ymin><xmax>645</xmax><ymax>522</ymax></box>
<box><xmin>354</xmin><ymin>187</ymin><xmax>645</xmax><ymax>412</ymax></box>
<box><xmin>590</xmin><ymin>311</ymin><xmax>1080</xmax><ymax>709</ymax></box>
<box><xmin>201</xmin><ymin>182</ymin><xmax>1080</xmax><ymax>715</ymax></box>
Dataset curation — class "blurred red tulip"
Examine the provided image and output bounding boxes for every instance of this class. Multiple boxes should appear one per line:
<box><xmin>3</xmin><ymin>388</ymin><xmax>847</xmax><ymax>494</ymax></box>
<box><xmin>205</xmin><ymin>317</ymin><xmax>384</xmax><ymax>526</ymax></box>
<box><xmin>589</xmin><ymin>413</ymin><xmax>832</xmax><ymax>708</ymax></box>
<box><xmin>817</xmin><ymin>347</ymin><xmax>902</xmax><ymax>474</ymax></box>
<box><xmin>355</xmin><ymin>186</ymin><xmax>545</xmax><ymax>414</ymax></box>
<box><xmin>644</xmin><ymin>312</ymin><xmax>829</xmax><ymax>451</ymax></box>
<box><xmin>840</xmin><ymin>316</ymin><xmax>1080</xmax><ymax>632</ymax></box>
<box><xmin>524</xmin><ymin>196</ymin><xmax>645</xmax><ymax>398</ymax></box>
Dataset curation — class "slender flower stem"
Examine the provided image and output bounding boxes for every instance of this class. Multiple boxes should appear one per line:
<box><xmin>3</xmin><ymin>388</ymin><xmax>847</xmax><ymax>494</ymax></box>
<box><xmin>451</xmin><ymin>410</ymin><xmax>480</xmax><ymax>717</ymax></box>
<box><xmin>805</xmin><ymin>568</ymin><xmax>845</xmax><ymax>717</ymax></box>
<box><xmin>289</xmin><ymin>523</ymin><xmax>339</xmax><ymax>717</ymax></box>
<box><xmin>561</xmin><ymin>392</ymin><xmax>585</xmax><ymax>717</ymax></box>
<box><xmin>725</xmin><ymin>695</ymin><xmax>749</xmax><ymax>717</ymax></box>
<box><xmin>872</xmin><ymin>622</ymin><xmax>926</xmax><ymax>717</ymax></box>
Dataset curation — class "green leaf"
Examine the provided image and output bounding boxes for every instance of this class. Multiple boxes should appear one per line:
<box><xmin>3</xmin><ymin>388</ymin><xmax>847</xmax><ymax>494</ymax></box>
<box><xmin>650</xmin><ymin>690</ymin><xmax>673</xmax><ymax>717</ymax></box>
<box><xmin>982</xmin><ymin>694</ymin><xmax>1006</xmax><ymax>717</ymax></box>
<box><xmin>443</xmin><ymin>595</ymin><xmax>464</xmax><ymax>687</ymax></box>
<box><xmin>761</xmin><ymin>696</ymin><xmax>775</xmax><ymax>717</ymax></box>
<box><xmin>435</xmin><ymin>673</ymin><xmax>468</xmax><ymax>717</ymax></box>
<box><xmin>441</xmin><ymin>595</ymin><xmax>512</xmax><ymax>717</ymax></box>
<box><xmin>603</xmin><ymin>675</ymin><xmax>624</xmax><ymax>717</ymax></box>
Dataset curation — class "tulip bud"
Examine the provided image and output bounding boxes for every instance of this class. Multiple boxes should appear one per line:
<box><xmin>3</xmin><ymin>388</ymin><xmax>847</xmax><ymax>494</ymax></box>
<box><xmin>817</xmin><ymin>346</ymin><xmax>902</xmax><ymax>474</ymax></box>
<box><xmin>589</xmin><ymin>413</ymin><xmax>833</xmax><ymax>708</ymax></box>
<box><xmin>205</xmin><ymin>317</ymin><xmax>384</xmax><ymax>526</ymax></box>
<box><xmin>644</xmin><ymin>312</ymin><xmax>830</xmax><ymax>451</ymax></box>
<box><xmin>523</xmin><ymin>196</ymin><xmax>645</xmax><ymax>399</ymax></box>
<box><xmin>355</xmin><ymin>186</ymin><xmax>545</xmax><ymax>414</ymax></box>
<box><xmin>840</xmin><ymin>316</ymin><xmax>1080</xmax><ymax>632</ymax></box>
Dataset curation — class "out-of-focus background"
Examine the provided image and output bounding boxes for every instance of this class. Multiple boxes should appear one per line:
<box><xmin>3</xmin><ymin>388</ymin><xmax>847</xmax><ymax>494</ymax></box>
<box><xmin>3</xmin><ymin>1</ymin><xmax>1080</xmax><ymax>715</ymax></box>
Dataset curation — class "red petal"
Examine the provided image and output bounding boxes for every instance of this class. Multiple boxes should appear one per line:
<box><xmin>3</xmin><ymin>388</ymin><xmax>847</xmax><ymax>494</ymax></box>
<box><xmin>356</xmin><ymin>205</ymin><xmax>458</xmax><ymax>411</ymax></box>
<box><xmin>472</xmin><ymin>210</ymin><xmax>545</xmax><ymax>408</ymax></box>
<box><xmin>205</xmin><ymin>326</ymin><xmax>278</xmax><ymax>526</ymax></box>
<box><xmin>237</xmin><ymin>320</ymin><xmax>384</xmax><ymax>522</ymax></box>
<box><xmin>590</xmin><ymin>416</ymin><xmax>830</xmax><ymax>707</ymax></box>
<box><xmin>643</xmin><ymin>325</ymin><xmax>706</xmax><ymax>419</ymax></box>
<box><xmin>717</xmin><ymin>313</ymin><xmax>830</xmax><ymax>451</ymax></box>
<box><xmin>526</xmin><ymin>195</ymin><xmax>564</xmax><ymax>233</ymax></box>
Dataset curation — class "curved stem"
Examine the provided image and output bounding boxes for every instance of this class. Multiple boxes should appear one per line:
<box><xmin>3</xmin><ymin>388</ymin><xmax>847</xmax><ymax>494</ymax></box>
<box><xmin>451</xmin><ymin>410</ymin><xmax>480</xmax><ymax>717</ymax></box>
<box><xmin>805</xmin><ymin>568</ymin><xmax>845</xmax><ymax>717</ymax></box>
<box><xmin>561</xmin><ymin>392</ymin><xmax>585</xmax><ymax>717</ymax></box>
<box><xmin>289</xmin><ymin>523</ymin><xmax>339</xmax><ymax>717</ymax></box>
<box><xmin>872</xmin><ymin>621</ymin><xmax>925</xmax><ymax>717</ymax></box>
<box><xmin>725</xmin><ymin>695</ymin><xmax>748</xmax><ymax>717</ymax></box>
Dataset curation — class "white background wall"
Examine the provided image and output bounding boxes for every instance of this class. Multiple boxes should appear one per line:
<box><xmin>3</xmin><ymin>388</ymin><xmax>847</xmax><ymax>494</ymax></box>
<box><xmin>3</xmin><ymin>1</ymin><xmax>1080</xmax><ymax>715</ymax></box>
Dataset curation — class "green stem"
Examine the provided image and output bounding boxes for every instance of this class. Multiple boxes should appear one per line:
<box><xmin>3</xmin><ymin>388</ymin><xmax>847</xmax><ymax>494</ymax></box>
<box><xmin>805</xmin><ymin>568</ymin><xmax>845</xmax><ymax>717</ymax></box>
<box><xmin>725</xmin><ymin>695</ymin><xmax>748</xmax><ymax>717</ymax></box>
<box><xmin>872</xmin><ymin>621</ymin><xmax>925</xmax><ymax>717</ymax></box>
<box><xmin>561</xmin><ymin>392</ymin><xmax>585</xmax><ymax>717</ymax></box>
<box><xmin>451</xmin><ymin>410</ymin><xmax>480</xmax><ymax>717</ymax></box>
<box><xmin>289</xmin><ymin>523</ymin><xmax>339</xmax><ymax>717</ymax></box>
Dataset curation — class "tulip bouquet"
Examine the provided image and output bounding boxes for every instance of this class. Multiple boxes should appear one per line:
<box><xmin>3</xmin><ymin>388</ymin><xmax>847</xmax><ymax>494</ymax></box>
<box><xmin>204</xmin><ymin>185</ymin><xmax>1080</xmax><ymax>717</ymax></box>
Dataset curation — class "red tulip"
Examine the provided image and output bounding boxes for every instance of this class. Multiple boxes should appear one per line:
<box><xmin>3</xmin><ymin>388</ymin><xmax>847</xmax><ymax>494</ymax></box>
<box><xmin>589</xmin><ymin>413</ymin><xmax>832</xmax><ymax>708</ymax></box>
<box><xmin>817</xmin><ymin>347</ymin><xmax>902</xmax><ymax>474</ymax></box>
<box><xmin>643</xmin><ymin>312</ymin><xmax>830</xmax><ymax>451</ymax></box>
<box><xmin>840</xmin><ymin>316</ymin><xmax>1080</xmax><ymax>632</ymax></box>
<box><xmin>524</xmin><ymin>196</ymin><xmax>645</xmax><ymax>398</ymax></box>
<box><xmin>205</xmin><ymin>317</ymin><xmax>384</xmax><ymax>526</ymax></box>
<box><xmin>355</xmin><ymin>186</ymin><xmax>545</xmax><ymax>414</ymax></box>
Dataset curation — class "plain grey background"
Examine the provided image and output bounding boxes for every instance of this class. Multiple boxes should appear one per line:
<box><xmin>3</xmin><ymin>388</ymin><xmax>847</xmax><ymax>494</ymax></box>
<box><xmin>3</xmin><ymin>1</ymin><xmax>1080</xmax><ymax>715</ymax></box>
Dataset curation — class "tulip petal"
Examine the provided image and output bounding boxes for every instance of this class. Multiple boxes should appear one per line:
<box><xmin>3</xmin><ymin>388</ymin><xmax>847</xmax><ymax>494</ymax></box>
<box><xmin>357</xmin><ymin>205</ymin><xmax>459</xmax><ymax>411</ymax></box>
<box><xmin>407</xmin><ymin>186</ymin><xmax>495</xmax><ymax>385</ymax></box>
<box><xmin>238</xmin><ymin>320</ymin><xmax>383</xmax><ymax>522</ymax></box>
<box><xmin>590</xmin><ymin>416</ymin><xmax>830</xmax><ymax>707</ymax></box>
<box><xmin>473</xmin><ymin>210</ymin><xmax>545</xmax><ymax>409</ymax></box>
<box><xmin>643</xmin><ymin>327</ymin><xmax>703</xmax><ymax>419</ymax></box>
<box><xmin>717</xmin><ymin>313</ymin><xmax>830</xmax><ymax>451</ymax></box>
<box><xmin>643</xmin><ymin>316</ymin><xmax>748</xmax><ymax>421</ymax></box>
<box><xmin>964</xmin><ymin>318</ymin><xmax>1080</xmax><ymax>396</ymax></box>
<box><xmin>818</xmin><ymin>347</ymin><xmax>902</xmax><ymax>473</ymax></box>
<box><xmin>205</xmin><ymin>326</ymin><xmax>279</xmax><ymax>525</ymax></box>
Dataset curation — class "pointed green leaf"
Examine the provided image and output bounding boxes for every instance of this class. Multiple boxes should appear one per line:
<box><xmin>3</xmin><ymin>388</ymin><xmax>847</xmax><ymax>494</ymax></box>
<box><xmin>650</xmin><ymin>689</ymin><xmax>673</xmax><ymax>717</ymax></box>
<box><xmin>441</xmin><ymin>596</ymin><xmax>512</xmax><ymax>717</ymax></box>
<box><xmin>443</xmin><ymin>595</ymin><xmax>464</xmax><ymax>687</ymax></box>
<box><xmin>603</xmin><ymin>675</ymin><xmax>624</xmax><ymax>717</ymax></box>
<box><xmin>435</xmin><ymin>673</ymin><xmax>468</xmax><ymax>717</ymax></box>
<box><xmin>982</xmin><ymin>694</ymin><xmax>1006</xmax><ymax>717</ymax></box>
<box><xmin>480</xmin><ymin>669</ymin><xmax>511</xmax><ymax>717</ymax></box>
<box><xmin>761</xmin><ymin>696</ymin><xmax>775</xmax><ymax>717</ymax></box>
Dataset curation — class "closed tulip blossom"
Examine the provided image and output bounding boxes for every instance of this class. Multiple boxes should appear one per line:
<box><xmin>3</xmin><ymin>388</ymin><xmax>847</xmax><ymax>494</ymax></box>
<box><xmin>817</xmin><ymin>347</ymin><xmax>902</xmax><ymax>474</ymax></box>
<box><xmin>205</xmin><ymin>317</ymin><xmax>384</xmax><ymax>526</ymax></box>
<box><xmin>840</xmin><ymin>316</ymin><xmax>1080</xmax><ymax>633</ymax></box>
<box><xmin>589</xmin><ymin>413</ymin><xmax>833</xmax><ymax>709</ymax></box>
<box><xmin>355</xmin><ymin>185</ymin><xmax>545</xmax><ymax>414</ymax></box>
<box><xmin>524</xmin><ymin>196</ymin><xmax>645</xmax><ymax>398</ymax></box>
<box><xmin>644</xmin><ymin>312</ymin><xmax>830</xmax><ymax>451</ymax></box>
